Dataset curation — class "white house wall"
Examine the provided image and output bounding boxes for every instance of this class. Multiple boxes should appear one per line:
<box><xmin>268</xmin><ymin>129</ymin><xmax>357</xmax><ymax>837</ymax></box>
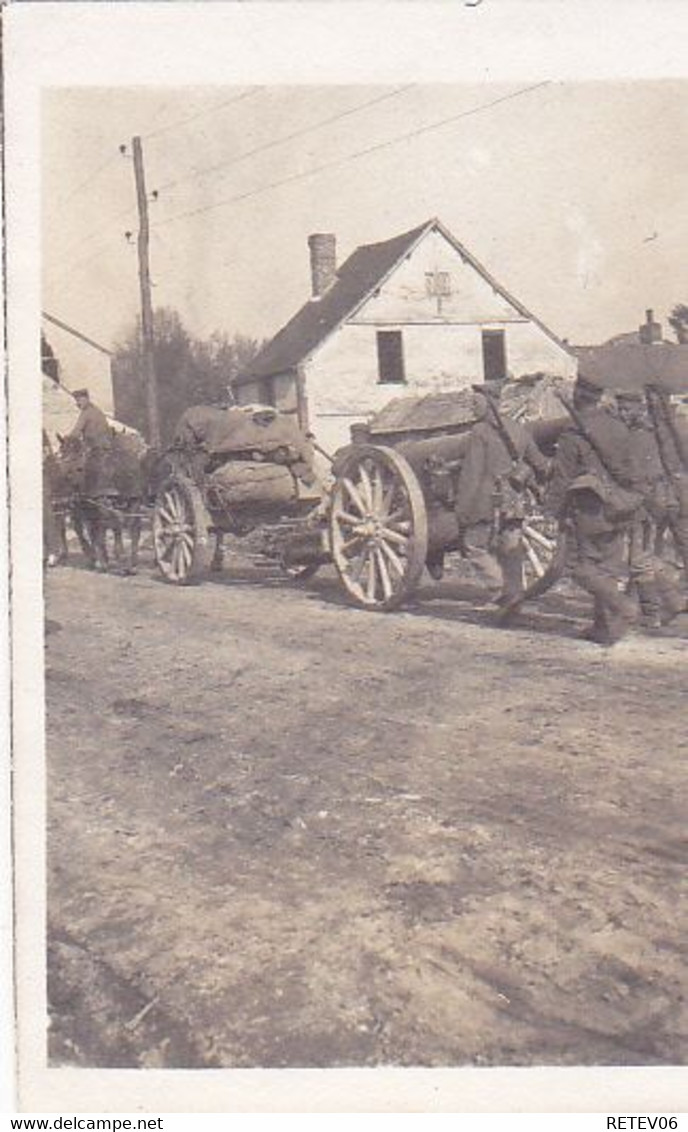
<box><xmin>354</xmin><ymin>227</ymin><xmax>521</xmax><ymax>326</ymax></box>
<box><xmin>305</xmin><ymin>321</ymin><xmax>575</xmax><ymax>451</ymax></box>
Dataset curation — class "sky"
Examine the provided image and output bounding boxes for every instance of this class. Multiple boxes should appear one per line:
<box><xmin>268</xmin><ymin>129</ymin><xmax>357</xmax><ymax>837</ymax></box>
<box><xmin>42</xmin><ymin>80</ymin><xmax>688</xmax><ymax>373</ymax></box>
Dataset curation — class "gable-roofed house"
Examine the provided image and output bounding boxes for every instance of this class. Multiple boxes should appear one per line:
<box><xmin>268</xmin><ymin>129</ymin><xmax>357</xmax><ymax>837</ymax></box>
<box><xmin>234</xmin><ymin>218</ymin><xmax>576</xmax><ymax>453</ymax></box>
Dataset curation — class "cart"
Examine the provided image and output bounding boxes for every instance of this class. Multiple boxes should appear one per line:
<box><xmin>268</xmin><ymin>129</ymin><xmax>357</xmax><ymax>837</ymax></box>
<box><xmin>152</xmin><ymin>405</ymin><xmax>328</xmax><ymax>584</ymax></box>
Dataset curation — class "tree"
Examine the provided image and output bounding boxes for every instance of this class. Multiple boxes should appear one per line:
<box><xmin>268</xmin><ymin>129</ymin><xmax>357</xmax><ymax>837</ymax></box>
<box><xmin>668</xmin><ymin>304</ymin><xmax>688</xmax><ymax>344</ymax></box>
<box><xmin>111</xmin><ymin>307</ymin><xmax>263</xmax><ymax>442</ymax></box>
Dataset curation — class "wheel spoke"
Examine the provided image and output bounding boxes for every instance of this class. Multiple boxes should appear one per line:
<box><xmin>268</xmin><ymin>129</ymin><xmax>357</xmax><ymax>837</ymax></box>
<box><xmin>341</xmin><ymin>532</ymin><xmax>366</xmax><ymax>554</ymax></box>
<box><xmin>179</xmin><ymin>539</ymin><xmax>192</xmax><ymax>570</ymax></box>
<box><xmin>172</xmin><ymin>541</ymin><xmax>186</xmax><ymax>577</ymax></box>
<box><xmin>370</xmin><ymin>466</ymin><xmax>384</xmax><ymax>512</ymax></box>
<box><xmin>358</xmin><ymin>463</ymin><xmax>375</xmax><ymax>511</ymax></box>
<box><xmin>374</xmin><ymin>547</ymin><xmax>393</xmax><ymax>601</ymax></box>
<box><xmin>165</xmin><ymin>491</ymin><xmax>182</xmax><ymax>522</ymax></box>
<box><xmin>342</xmin><ymin>477</ymin><xmax>367</xmax><ymax>516</ymax></box>
<box><xmin>378</xmin><ymin>537</ymin><xmax>405</xmax><ymax>577</ymax></box>
<box><xmin>157</xmin><ymin>503</ymin><xmax>175</xmax><ymax>524</ymax></box>
<box><xmin>380</xmin><ymin>525</ymin><xmax>409</xmax><ymax>548</ymax></box>
<box><xmin>384</xmin><ymin>512</ymin><xmax>411</xmax><ymax>532</ymax></box>
<box><xmin>334</xmin><ymin>507</ymin><xmax>364</xmax><ymax>528</ymax></box>
<box><xmin>522</xmin><ymin>523</ymin><xmax>555</xmax><ymax>552</ymax></box>
<box><xmin>379</xmin><ymin>477</ymin><xmax>398</xmax><ymax>517</ymax></box>
<box><xmin>158</xmin><ymin>535</ymin><xmax>176</xmax><ymax>561</ymax></box>
<box><xmin>365</xmin><ymin>553</ymin><xmax>378</xmax><ymax>602</ymax></box>
<box><xmin>348</xmin><ymin>546</ymin><xmax>369</xmax><ymax>585</ymax></box>
<box><xmin>524</xmin><ymin>539</ymin><xmax>545</xmax><ymax>577</ymax></box>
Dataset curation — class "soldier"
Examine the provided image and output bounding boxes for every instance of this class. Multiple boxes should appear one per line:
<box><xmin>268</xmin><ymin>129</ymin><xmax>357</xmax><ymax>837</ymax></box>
<box><xmin>616</xmin><ymin>389</ymin><xmax>686</xmax><ymax>627</ymax></box>
<box><xmin>547</xmin><ymin>374</ymin><xmax>643</xmax><ymax>645</ymax></box>
<box><xmin>645</xmin><ymin>384</ymin><xmax>688</xmax><ymax>584</ymax></box>
<box><xmin>67</xmin><ymin>388</ymin><xmax>114</xmax><ymax>496</ymax></box>
<box><xmin>454</xmin><ymin>379</ymin><xmax>549</xmax><ymax>609</ymax></box>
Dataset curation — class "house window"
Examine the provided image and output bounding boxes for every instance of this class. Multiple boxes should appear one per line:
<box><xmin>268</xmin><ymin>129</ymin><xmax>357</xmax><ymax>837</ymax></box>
<box><xmin>376</xmin><ymin>330</ymin><xmax>406</xmax><ymax>384</ymax></box>
<box><xmin>481</xmin><ymin>330</ymin><xmax>507</xmax><ymax>382</ymax></box>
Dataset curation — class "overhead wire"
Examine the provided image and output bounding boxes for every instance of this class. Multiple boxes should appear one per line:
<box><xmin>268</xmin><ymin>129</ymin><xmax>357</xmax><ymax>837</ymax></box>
<box><xmin>155</xmin><ymin>84</ymin><xmax>415</xmax><ymax>195</ymax></box>
<box><xmin>50</xmin><ymin>90</ymin><xmax>263</xmax><ymax>258</ymax></box>
<box><xmin>142</xmin><ymin>86</ymin><xmax>264</xmax><ymax>142</ymax></box>
<box><xmin>51</xmin><ymin>153</ymin><xmax>120</xmax><ymax>211</ymax></box>
<box><xmin>153</xmin><ymin>81</ymin><xmax>552</xmax><ymax>230</ymax></box>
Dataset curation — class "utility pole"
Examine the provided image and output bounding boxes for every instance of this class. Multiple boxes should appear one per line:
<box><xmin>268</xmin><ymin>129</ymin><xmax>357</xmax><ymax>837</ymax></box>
<box><xmin>132</xmin><ymin>135</ymin><xmax>161</xmax><ymax>448</ymax></box>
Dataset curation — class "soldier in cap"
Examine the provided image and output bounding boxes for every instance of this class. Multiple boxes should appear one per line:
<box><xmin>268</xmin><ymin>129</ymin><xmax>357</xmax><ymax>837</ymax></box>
<box><xmin>454</xmin><ymin>379</ymin><xmax>550</xmax><ymax>608</ymax></box>
<box><xmin>67</xmin><ymin>388</ymin><xmax>114</xmax><ymax>496</ymax></box>
<box><xmin>616</xmin><ymin>389</ymin><xmax>685</xmax><ymax>626</ymax></box>
<box><xmin>547</xmin><ymin>373</ymin><xmax>643</xmax><ymax>644</ymax></box>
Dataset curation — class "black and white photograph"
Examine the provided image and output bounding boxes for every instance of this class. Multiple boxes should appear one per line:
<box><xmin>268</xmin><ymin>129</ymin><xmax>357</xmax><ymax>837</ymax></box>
<box><xmin>4</xmin><ymin>0</ymin><xmax>688</xmax><ymax>1114</ymax></box>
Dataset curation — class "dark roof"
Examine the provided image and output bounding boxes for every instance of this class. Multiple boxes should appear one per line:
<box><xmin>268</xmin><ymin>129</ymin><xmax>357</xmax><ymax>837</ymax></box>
<box><xmin>237</xmin><ymin>218</ymin><xmax>572</xmax><ymax>384</ymax></box>
<box><xmin>575</xmin><ymin>340</ymin><xmax>688</xmax><ymax>393</ymax></box>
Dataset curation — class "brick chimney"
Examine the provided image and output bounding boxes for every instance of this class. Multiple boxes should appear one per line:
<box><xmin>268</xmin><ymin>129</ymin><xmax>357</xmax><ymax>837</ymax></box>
<box><xmin>639</xmin><ymin>308</ymin><xmax>662</xmax><ymax>344</ymax></box>
<box><xmin>308</xmin><ymin>233</ymin><xmax>337</xmax><ymax>298</ymax></box>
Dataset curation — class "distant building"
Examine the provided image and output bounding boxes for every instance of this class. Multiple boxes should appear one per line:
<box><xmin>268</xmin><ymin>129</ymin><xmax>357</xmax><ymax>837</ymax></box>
<box><xmin>41</xmin><ymin>314</ymin><xmax>114</xmax><ymax>415</ymax></box>
<box><xmin>574</xmin><ymin>310</ymin><xmax>688</xmax><ymax>398</ymax></box>
<box><xmin>234</xmin><ymin>217</ymin><xmax>576</xmax><ymax>452</ymax></box>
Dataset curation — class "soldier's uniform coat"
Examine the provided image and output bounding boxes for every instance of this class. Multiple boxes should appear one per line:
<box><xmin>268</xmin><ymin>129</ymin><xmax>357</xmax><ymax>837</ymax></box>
<box><xmin>69</xmin><ymin>401</ymin><xmax>114</xmax><ymax>497</ymax></box>
<box><xmin>454</xmin><ymin>404</ymin><xmax>549</xmax><ymax>603</ymax></box>
<box><xmin>548</xmin><ymin>404</ymin><xmax>642</xmax><ymax>642</ymax></box>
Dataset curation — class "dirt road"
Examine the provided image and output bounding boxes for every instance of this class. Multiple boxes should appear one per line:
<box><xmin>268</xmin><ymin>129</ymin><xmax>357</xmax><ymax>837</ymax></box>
<box><xmin>45</xmin><ymin>550</ymin><xmax>687</xmax><ymax>1068</ymax></box>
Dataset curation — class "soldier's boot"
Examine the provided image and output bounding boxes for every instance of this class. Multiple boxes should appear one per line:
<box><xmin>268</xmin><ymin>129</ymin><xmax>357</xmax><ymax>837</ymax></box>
<box><xmin>574</xmin><ymin>569</ymin><xmax>638</xmax><ymax>645</ymax></box>
<box><xmin>128</xmin><ymin>520</ymin><xmax>141</xmax><ymax>576</ymax></box>
<box><xmin>426</xmin><ymin>552</ymin><xmax>445</xmax><ymax>581</ymax></box>
<box><xmin>467</xmin><ymin>547</ymin><xmax>503</xmax><ymax>600</ymax></box>
<box><xmin>654</xmin><ymin>563</ymin><xmax>687</xmax><ymax>624</ymax></box>
<box><xmin>579</xmin><ymin>597</ymin><xmax>608</xmax><ymax>641</ymax></box>
<box><xmin>494</xmin><ymin>542</ymin><xmax>526</xmax><ymax>622</ymax></box>
<box><xmin>497</xmin><ymin>539</ymin><xmax>526</xmax><ymax>606</ymax></box>
<box><xmin>635</xmin><ymin>579</ymin><xmax>663</xmax><ymax>630</ymax></box>
<box><xmin>668</xmin><ymin>513</ymin><xmax>688</xmax><ymax>585</ymax></box>
<box><xmin>210</xmin><ymin>533</ymin><xmax>224</xmax><ymax>573</ymax></box>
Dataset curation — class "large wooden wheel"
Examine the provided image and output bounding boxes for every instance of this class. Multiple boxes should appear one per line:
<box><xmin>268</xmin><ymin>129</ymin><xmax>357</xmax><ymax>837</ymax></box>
<box><xmin>520</xmin><ymin>489</ymin><xmax>562</xmax><ymax>594</ymax></box>
<box><xmin>329</xmin><ymin>445</ymin><xmax>428</xmax><ymax>610</ymax></box>
<box><xmin>153</xmin><ymin>476</ymin><xmax>213</xmax><ymax>584</ymax></box>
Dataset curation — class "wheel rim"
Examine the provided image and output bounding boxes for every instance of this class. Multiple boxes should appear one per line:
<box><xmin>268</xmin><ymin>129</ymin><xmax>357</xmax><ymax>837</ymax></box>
<box><xmin>153</xmin><ymin>482</ymin><xmax>199</xmax><ymax>582</ymax></box>
<box><xmin>329</xmin><ymin>446</ymin><xmax>428</xmax><ymax>610</ymax></box>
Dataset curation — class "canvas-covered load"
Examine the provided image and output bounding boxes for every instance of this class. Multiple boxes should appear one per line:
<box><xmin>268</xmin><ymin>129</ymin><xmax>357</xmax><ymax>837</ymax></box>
<box><xmin>173</xmin><ymin>404</ymin><xmax>315</xmax><ymax>465</ymax></box>
<box><xmin>367</xmin><ymin>388</ymin><xmax>483</xmax><ymax>440</ymax></box>
<box><xmin>205</xmin><ymin>460</ymin><xmax>297</xmax><ymax>508</ymax></box>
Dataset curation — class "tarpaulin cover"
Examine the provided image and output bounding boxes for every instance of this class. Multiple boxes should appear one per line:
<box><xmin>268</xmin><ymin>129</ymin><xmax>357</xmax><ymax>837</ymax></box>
<box><xmin>173</xmin><ymin>405</ymin><xmax>314</xmax><ymax>463</ymax></box>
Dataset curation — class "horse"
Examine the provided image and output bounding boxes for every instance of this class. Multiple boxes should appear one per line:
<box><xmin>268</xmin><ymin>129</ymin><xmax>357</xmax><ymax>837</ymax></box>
<box><xmin>44</xmin><ymin>436</ymin><xmax>95</xmax><ymax>565</ymax></box>
<box><xmin>53</xmin><ymin>431</ymin><xmax>153</xmax><ymax>574</ymax></box>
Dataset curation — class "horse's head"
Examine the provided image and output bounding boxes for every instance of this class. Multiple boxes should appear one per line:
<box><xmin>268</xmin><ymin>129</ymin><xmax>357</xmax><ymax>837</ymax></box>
<box><xmin>54</xmin><ymin>434</ymin><xmax>87</xmax><ymax>494</ymax></box>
